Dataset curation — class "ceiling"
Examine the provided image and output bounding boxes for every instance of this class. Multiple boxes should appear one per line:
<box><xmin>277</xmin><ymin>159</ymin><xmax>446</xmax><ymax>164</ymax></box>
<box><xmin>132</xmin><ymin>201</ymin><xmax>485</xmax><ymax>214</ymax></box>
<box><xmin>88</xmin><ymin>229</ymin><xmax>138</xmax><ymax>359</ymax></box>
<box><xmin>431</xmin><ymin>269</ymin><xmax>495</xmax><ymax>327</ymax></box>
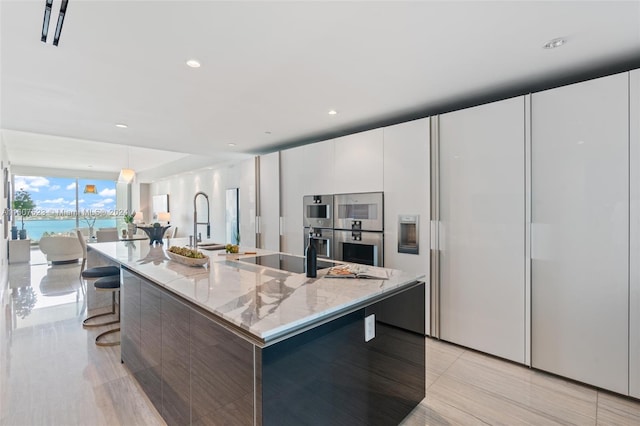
<box><xmin>2</xmin><ymin>1</ymin><xmax>639</xmax><ymax>181</ymax></box>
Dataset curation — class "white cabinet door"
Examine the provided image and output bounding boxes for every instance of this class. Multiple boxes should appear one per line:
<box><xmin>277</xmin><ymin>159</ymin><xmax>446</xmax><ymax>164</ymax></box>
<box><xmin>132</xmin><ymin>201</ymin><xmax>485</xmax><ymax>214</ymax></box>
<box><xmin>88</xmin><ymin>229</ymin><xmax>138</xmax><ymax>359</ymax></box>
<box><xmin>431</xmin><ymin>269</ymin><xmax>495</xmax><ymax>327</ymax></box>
<box><xmin>382</xmin><ymin>118</ymin><xmax>430</xmax><ymax>276</ymax></box>
<box><xmin>439</xmin><ymin>96</ymin><xmax>526</xmax><ymax>363</ymax></box>
<box><xmin>629</xmin><ymin>69</ymin><xmax>639</xmax><ymax>399</ymax></box>
<box><xmin>531</xmin><ymin>72</ymin><xmax>629</xmax><ymax>394</ymax></box>
<box><xmin>333</xmin><ymin>128</ymin><xmax>383</xmax><ymax>194</ymax></box>
<box><xmin>383</xmin><ymin>118</ymin><xmax>431</xmax><ymax>335</ymax></box>
<box><xmin>259</xmin><ymin>152</ymin><xmax>280</xmax><ymax>251</ymax></box>
<box><xmin>280</xmin><ymin>141</ymin><xmax>334</xmax><ymax>255</ymax></box>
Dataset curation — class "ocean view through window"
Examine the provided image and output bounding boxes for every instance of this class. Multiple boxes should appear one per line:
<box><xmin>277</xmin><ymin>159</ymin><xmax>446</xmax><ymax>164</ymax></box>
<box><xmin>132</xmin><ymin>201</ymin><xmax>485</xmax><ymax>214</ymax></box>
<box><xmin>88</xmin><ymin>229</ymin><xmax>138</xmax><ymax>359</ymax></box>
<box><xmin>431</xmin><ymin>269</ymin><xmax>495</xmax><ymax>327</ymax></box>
<box><xmin>13</xmin><ymin>176</ymin><xmax>118</xmax><ymax>241</ymax></box>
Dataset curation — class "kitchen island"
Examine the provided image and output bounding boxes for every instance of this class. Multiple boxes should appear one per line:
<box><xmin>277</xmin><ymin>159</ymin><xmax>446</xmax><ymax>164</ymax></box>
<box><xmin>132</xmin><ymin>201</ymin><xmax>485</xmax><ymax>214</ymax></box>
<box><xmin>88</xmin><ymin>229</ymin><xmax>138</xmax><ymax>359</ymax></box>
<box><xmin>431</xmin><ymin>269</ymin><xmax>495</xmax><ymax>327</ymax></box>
<box><xmin>89</xmin><ymin>239</ymin><xmax>426</xmax><ymax>425</ymax></box>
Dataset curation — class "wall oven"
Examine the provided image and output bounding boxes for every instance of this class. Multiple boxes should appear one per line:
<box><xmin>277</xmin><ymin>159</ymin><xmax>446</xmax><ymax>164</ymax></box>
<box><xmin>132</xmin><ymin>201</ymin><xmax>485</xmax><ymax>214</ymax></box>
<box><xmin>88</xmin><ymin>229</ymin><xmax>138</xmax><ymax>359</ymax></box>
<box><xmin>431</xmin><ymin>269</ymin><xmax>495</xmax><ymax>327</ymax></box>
<box><xmin>304</xmin><ymin>227</ymin><xmax>334</xmax><ymax>260</ymax></box>
<box><xmin>334</xmin><ymin>230</ymin><xmax>384</xmax><ymax>267</ymax></box>
<box><xmin>334</xmin><ymin>192</ymin><xmax>384</xmax><ymax>232</ymax></box>
<box><xmin>303</xmin><ymin>194</ymin><xmax>334</xmax><ymax>229</ymax></box>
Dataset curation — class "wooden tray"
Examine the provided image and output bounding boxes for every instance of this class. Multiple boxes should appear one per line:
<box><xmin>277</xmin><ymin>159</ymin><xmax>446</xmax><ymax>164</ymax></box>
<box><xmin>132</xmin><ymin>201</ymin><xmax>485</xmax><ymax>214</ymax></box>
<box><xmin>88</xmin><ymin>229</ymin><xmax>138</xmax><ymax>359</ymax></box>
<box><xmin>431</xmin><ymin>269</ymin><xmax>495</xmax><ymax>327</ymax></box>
<box><xmin>167</xmin><ymin>251</ymin><xmax>209</xmax><ymax>267</ymax></box>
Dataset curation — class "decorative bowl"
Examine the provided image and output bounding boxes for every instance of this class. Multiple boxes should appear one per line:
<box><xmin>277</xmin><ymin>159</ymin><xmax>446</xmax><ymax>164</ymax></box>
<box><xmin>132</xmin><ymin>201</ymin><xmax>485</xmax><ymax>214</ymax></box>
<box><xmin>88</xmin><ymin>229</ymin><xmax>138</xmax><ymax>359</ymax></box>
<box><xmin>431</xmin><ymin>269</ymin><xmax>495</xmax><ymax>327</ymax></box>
<box><xmin>138</xmin><ymin>224</ymin><xmax>171</xmax><ymax>245</ymax></box>
<box><xmin>167</xmin><ymin>250</ymin><xmax>209</xmax><ymax>267</ymax></box>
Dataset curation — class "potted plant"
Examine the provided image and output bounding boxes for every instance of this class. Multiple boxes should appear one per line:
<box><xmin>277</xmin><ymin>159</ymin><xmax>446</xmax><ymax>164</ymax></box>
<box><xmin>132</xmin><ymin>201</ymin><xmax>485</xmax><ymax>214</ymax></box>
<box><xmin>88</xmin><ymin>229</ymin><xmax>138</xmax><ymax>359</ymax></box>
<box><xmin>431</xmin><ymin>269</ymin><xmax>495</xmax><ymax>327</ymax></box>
<box><xmin>124</xmin><ymin>211</ymin><xmax>136</xmax><ymax>237</ymax></box>
<box><xmin>12</xmin><ymin>189</ymin><xmax>35</xmax><ymax>239</ymax></box>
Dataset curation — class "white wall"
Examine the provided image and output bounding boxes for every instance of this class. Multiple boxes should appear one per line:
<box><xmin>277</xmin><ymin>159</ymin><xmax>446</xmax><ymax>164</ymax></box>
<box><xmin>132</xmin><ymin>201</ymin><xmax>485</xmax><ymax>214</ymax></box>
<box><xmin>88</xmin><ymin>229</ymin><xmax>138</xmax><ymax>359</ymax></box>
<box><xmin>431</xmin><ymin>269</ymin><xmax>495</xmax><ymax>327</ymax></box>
<box><xmin>149</xmin><ymin>158</ymin><xmax>256</xmax><ymax>246</ymax></box>
<box><xmin>136</xmin><ymin>183</ymin><xmax>150</xmax><ymax>227</ymax></box>
<box><xmin>226</xmin><ymin>158</ymin><xmax>257</xmax><ymax>248</ymax></box>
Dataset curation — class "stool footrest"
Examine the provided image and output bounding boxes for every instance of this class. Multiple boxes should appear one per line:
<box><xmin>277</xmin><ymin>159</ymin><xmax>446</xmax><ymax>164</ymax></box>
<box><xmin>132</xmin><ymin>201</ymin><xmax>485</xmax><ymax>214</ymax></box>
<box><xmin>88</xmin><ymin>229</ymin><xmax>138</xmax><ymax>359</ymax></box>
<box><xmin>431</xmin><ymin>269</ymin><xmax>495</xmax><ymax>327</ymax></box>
<box><xmin>83</xmin><ymin>311</ymin><xmax>119</xmax><ymax>328</ymax></box>
<box><xmin>95</xmin><ymin>328</ymin><xmax>120</xmax><ymax>347</ymax></box>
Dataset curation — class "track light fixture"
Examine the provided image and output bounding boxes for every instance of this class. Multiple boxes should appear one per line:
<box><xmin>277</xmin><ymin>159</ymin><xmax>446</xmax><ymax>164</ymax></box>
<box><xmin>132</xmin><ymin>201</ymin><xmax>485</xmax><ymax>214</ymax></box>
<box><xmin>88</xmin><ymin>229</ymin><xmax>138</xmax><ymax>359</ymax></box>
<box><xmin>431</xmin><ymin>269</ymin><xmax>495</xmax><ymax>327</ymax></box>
<box><xmin>41</xmin><ymin>0</ymin><xmax>53</xmax><ymax>43</ymax></box>
<box><xmin>41</xmin><ymin>0</ymin><xmax>68</xmax><ymax>46</ymax></box>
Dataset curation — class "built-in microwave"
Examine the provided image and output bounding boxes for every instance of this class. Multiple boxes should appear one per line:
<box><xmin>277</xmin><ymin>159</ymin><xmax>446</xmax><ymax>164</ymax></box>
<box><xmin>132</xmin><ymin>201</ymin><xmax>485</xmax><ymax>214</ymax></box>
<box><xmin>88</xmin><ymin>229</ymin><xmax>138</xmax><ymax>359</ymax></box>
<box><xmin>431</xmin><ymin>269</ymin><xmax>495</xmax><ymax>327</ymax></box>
<box><xmin>303</xmin><ymin>194</ymin><xmax>334</xmax><ymax>229</ymax></box>
<box><xmin>334</xmin><ymin>229</ymin><xmax>383</xmax><ymax>267</ymax></box>
<box><xmin>334</xmin><ymin>192</ymin><xmax>384</xmax><ymax>232</ymax></box>
<box><xmin>304</xmin><ymin>227</ymin><xmax>333</xmax><ymax>259</ymax></box>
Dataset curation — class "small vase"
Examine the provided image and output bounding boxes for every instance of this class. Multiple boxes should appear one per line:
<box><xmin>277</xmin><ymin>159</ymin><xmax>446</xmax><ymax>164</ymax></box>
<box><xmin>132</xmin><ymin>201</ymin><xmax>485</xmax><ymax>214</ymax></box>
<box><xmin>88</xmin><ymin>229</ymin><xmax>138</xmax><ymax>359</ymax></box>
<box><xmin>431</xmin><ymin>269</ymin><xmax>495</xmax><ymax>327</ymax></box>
<box><xmin>18</xmin><ymin>229</ymin><xmax>27</xmax><ymax>240</ymax></box>
<box><xmin>127</xmin><ymin>223</ymin><xmax>135</xmax><ymax>238</ymax></box>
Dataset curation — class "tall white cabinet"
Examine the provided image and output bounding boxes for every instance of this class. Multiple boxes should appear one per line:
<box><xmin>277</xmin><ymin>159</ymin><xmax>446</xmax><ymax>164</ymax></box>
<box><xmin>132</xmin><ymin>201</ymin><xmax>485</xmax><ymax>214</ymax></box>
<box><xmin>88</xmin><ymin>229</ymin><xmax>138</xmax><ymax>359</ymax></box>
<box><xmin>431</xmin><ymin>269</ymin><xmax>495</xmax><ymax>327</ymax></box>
<box><xmin>438</xmin><ymin>96</ymin><xmax>526</xmax><ymax>363</ymax></box>
<box><xmin>531</xmin><ymin>72</ymin><xmax>629</xmax><ymax>394</ymax></box>
<box><xmin>382</xmin><ymin>118</ymin><xmax>430</xmax><ymax>276</ymax></box>
<box><xmin>258</xmin><ymin>152</ymin><xmax>281</xmax><ymax>251</ymax></box>
<box><xmin>280</xmin><ymin>141</ymin><xmax>334</xmax><ymax>255</ymax></box>
<box><xmin>333</xmin><ymin>129</ymin><xmax>384</xmax><ymax>194</ymax></box>
<box><xmin>279</xmin><ymin>129</ymin><xmax>384</xmax><ymax>256</ymax></box>
<box><xmin>631</xmin><ymin>69</ymin><xmax>640</xmax><ymax>399</ymax></box>
<box><xmin>383</xmin><ymin>118</ymin><xmax>431</xmax><ymax>334</ymax></box>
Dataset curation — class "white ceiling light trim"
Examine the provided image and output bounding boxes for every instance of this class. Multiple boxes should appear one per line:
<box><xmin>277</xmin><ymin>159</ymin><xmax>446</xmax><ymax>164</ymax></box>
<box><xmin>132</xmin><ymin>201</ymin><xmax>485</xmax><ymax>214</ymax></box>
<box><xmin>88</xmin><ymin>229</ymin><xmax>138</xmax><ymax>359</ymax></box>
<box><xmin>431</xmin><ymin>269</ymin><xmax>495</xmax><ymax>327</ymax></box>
<box><xmin>328</xmin><ymin>110</ymin><xmax>338</xmax><ymax>115</ymax></box>
<box><xmin>543</xmin><ymin>37</ymin><xmax>566</xmax><ymax>49</ymax></box>
<box><xmin>115</xmin><ymin>123</ymin><xmax>128</xmax><ymax>128</ymax></box>
<box><xmin>186</xmin><ymin>59</ymin><xmax>201</xmax><ymax>68</ymax></box>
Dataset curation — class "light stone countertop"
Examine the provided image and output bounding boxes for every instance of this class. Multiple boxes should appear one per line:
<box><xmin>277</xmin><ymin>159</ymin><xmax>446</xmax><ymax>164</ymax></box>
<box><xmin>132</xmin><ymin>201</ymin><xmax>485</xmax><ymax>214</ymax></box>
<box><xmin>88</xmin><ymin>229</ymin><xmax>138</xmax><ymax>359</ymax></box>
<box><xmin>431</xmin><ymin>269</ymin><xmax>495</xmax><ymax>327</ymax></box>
<box><xmin>89</xmin><ymin>238</ymin><xmax>425</xmax><ymax>345</ymax></box>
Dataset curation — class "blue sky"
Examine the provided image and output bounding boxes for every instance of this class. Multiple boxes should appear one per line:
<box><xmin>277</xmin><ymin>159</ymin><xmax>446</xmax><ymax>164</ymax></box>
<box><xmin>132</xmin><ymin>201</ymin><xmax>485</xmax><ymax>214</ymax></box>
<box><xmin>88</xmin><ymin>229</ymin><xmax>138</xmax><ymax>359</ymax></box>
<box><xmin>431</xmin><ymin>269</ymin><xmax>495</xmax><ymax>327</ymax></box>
<box><xmin>13</xmin><ymin>176</ymin><xmax>117</xmax><ymax>214</ymax></box>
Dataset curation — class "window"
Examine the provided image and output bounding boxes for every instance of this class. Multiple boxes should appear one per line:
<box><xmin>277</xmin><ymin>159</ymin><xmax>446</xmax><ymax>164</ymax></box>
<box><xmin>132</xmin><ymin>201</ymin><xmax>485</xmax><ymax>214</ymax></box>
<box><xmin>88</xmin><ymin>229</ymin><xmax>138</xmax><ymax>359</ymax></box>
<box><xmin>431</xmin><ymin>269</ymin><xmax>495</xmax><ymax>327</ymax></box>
<box><xmin>13</xmin><ymin>175</ymin><xmax>117</xmax><ymax>242</ymax></box>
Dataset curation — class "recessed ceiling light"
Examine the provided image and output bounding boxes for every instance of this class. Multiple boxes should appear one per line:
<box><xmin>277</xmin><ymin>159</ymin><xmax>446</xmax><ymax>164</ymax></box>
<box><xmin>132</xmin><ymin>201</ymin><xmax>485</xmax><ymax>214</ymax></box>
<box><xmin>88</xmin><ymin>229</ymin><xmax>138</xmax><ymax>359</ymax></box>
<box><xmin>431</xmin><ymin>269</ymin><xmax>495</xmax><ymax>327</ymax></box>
<box><xmin>228</xmin><ymin>143</ymin><xmax>236</xmax><ymax>147</ymax></box>
<box><xmin>186</xmin><ymin>59</ymin><xmax>201</xmax><ymax>68</ymax></box>
<box><xmin>115</xmin><ymin>123</ymin><xmax>128</xmax><ymax>128</ymax></box>
<box><xmin>264</xmin><ymin>131</ymin><xmax>272</xmax><ymax>135</ymax></box>
<box><xmin>543</xmin><ymin>37</ymin><xmax>566</xmax><ymax>49</ymax></box>
<box><xmin>88</xmin><ymin>165</ymin><xmax>93</xmax><ymax>168</ymax></box>
<box><xmin>328</xmin><ymin>110</ymin><xmax>338</xmax><ymax>115</ymax></box>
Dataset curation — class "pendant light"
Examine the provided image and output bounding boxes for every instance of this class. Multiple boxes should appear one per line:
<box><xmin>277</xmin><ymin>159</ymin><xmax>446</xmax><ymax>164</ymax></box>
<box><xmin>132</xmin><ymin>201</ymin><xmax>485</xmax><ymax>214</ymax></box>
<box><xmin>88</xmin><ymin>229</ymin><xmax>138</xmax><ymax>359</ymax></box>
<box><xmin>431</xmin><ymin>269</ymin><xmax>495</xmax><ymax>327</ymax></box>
<box><xmin>83</xmin><ymin>184</ymin><xmax>98</xmax><ymax>194</ymax></box>
<box><xmin>118</xmin><ymin>168</ymin><xmax>135</xmax><ymax>183</ymax></box>
<box><xmin>118</xmin><ymin>147</ymin><xmax>136</xmax><ymax>183</ymax></box>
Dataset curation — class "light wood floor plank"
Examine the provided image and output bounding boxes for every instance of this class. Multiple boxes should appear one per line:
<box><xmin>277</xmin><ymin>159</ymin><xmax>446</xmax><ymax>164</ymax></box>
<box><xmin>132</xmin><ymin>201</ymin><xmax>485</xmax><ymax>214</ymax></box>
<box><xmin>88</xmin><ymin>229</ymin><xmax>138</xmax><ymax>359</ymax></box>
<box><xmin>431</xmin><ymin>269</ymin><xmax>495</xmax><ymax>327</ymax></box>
<box><xmin>3</xmin><ymin>259</ymin><xmax>640</xmax><ymax>425</ymax></box>
<box><xmin>450</xmin><ymin>349</ymin><xmax>598</xmax><ymax>425</ymax></box>
<box><xmin>426</xmin><ymin>337</ymin><xmax>466</xmax><ymax>388</ymax></box>
<box><xmin>597</xmin><ymin>391</ymin><xmax>640</xmax><ymax>425</ymax></box>
<box><xmin>400</xmin><ymin>395</ymin><xmax>491</xmax><ymax>426</ymax></box>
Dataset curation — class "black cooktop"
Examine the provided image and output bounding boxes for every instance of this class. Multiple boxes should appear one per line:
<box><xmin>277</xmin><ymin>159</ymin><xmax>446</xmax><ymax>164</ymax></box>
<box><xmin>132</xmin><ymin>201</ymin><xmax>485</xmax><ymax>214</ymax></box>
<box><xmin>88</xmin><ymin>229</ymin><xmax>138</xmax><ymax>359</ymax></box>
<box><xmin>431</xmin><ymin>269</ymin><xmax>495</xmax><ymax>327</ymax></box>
<box><xmin>238</xmin><ymin>253</ymin><xmax>338</xmax><ymax>274</ymax></box>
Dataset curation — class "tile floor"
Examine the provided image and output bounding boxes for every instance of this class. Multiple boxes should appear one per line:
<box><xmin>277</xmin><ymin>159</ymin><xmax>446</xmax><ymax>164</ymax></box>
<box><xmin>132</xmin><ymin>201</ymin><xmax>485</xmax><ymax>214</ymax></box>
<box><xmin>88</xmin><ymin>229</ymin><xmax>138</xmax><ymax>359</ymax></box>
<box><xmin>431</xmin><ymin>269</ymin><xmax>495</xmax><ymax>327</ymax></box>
<box><xmin>1</xmin><ymin>249</ymin><xmax>640</xmax><ymax>425</ymax></box>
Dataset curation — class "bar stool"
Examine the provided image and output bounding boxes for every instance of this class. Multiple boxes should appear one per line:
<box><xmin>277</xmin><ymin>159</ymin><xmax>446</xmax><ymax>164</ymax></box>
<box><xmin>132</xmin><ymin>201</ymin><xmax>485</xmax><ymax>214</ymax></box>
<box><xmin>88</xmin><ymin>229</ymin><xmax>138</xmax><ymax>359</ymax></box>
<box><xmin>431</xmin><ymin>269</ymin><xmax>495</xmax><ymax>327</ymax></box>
<box><xmin>76</xmin><ymin>230</ymin><xmax>121</xmax><ymax>344</ymax></box>
<box><xmin>92</xmin><ymin>275</ymin><xmax>121</xmax><ymax>347</ymax></box>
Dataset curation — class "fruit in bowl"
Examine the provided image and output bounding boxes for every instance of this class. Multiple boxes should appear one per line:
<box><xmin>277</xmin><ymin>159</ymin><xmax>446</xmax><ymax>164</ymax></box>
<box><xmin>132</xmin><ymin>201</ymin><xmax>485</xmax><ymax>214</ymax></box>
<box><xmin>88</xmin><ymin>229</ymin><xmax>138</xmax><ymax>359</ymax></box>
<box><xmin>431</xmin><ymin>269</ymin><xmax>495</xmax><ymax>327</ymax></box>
<box><xmin>167</xmin><ymin>246</ymin><xmax>208</xmax><ymax>267</ymax></box>
<box><xmin>225</xmin><ymin>244</ymin><xmax>239</xmax><ymax>253</ymax></box>
<box><xmin>168</xmin><ymin>246</ymin><xmax>205</xmax><ymax>259</ymax></box>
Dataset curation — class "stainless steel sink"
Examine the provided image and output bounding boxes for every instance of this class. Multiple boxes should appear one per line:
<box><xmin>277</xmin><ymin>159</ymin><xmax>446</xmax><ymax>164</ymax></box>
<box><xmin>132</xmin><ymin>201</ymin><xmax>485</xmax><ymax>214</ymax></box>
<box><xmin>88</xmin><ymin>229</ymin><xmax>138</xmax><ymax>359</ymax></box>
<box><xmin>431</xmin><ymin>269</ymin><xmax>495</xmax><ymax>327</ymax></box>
<box><xmin>198</xmin><ymin>243</ymin><xmax>226</xmax><ymax>250</ymax></box>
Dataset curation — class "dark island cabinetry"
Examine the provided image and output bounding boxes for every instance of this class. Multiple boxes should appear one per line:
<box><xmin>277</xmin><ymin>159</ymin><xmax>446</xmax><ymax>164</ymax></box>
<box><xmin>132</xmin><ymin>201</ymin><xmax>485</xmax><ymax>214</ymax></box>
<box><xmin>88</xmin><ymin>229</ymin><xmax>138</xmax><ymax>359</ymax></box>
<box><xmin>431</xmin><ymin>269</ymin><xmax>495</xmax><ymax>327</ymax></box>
<box><xmin>121</xmin><ymin>268</ymin><xmax>254</xmax><ymax>425</ymax></box>
<box><xmin>121</xmin><ymin>266</ymin><xmax>424</xmax><ymax>425</ymax></box>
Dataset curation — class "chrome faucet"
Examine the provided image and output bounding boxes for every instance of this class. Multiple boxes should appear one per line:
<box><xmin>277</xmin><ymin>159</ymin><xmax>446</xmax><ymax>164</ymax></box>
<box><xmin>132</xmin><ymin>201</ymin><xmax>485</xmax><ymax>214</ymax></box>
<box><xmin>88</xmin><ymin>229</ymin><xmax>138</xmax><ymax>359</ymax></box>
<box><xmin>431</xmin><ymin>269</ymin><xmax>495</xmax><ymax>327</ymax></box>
<box><xmin>192</xmin><ymin>191</ymin><xmax>210</xmax><ymax>248</ymax></box>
